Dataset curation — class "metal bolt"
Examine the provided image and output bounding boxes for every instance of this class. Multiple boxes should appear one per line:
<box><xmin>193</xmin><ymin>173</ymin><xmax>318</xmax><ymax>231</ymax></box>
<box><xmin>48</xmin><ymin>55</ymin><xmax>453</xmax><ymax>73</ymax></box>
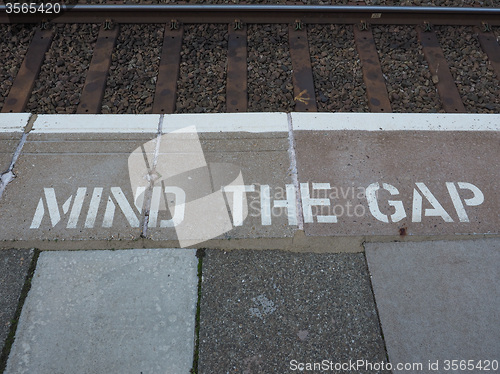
<box><xmin>294</xmin><ymin>19</ymin><xmax>302</xmax><ymax>31</ymax></box>
<box><xmin>103</xmin><ymin>19</ymin><xmax>114</xmax><ymax>30</ymax></box>
<box><xmin>40</xmin><ymin>19</ymin><xmax>49</xmax><ymax>30</ymax></box>
<box><xmin>482</xmin><ymin>22</ymin><xmax>491</xmax><ymax>32</ymax></box>
<box><xmin>359</xmin><ymin>20</ymin><xmax>369</xmax><ymax>31</ymax></box>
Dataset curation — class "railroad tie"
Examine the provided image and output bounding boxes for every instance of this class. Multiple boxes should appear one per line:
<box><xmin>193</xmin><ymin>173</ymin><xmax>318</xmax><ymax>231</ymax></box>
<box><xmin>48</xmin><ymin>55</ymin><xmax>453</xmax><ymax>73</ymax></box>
<box><xmin>226</xmin><ymin>21</ymin><xmax>248</xmax><ymax>113</ymax></box>
<box><xmin>152</xmin><ymin>23</ymin><xmax>184</xmax><ymax>114</ymax></box>
<box><xmin>288</xmin><ymin>22</ymin><xmax>317</xmax><ymax>112</ymax></box>
<box><xmin>475</xmin><ymin>26</ymin><xmax>500</xmax><ymax>81</ymax></box>
<box><xmin>417</xmin><ymin>27</ymin><xmax>465</xmax><ymax>113</ymax></box>
<box><xmin>1</xmin><ymin>28</ymin><xmax>53</xmax><ymax>113</ymax></box>
<box><xmin>77</xmin><ymin>24</ymin><xmax>119</xmax><ymax>114</ymax></box>
<box><xmin>353</xmin><ymin>24</ymin><xmax>392</xmax><ymax>113</ymax></box>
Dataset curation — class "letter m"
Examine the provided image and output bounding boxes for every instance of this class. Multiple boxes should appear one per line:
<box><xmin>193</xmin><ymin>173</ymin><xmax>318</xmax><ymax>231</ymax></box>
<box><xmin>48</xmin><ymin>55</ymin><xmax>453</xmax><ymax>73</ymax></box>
<box><xmin>30</xmin><ymin>188</ymin><xmax>87</xmax><ymax>229</ymax></box>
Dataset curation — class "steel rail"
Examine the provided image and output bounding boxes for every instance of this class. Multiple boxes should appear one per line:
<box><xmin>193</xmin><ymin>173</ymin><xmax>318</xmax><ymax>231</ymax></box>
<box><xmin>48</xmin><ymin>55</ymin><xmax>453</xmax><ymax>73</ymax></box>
<box><xmin>1</xmin><ymin>4</ymin><xmax>499</xmax><ymax>25</ymax></box>
<box><xmin>1</xmin><ymin>5</ymin><xmax>500</xmax><ymax>13</ymax></box>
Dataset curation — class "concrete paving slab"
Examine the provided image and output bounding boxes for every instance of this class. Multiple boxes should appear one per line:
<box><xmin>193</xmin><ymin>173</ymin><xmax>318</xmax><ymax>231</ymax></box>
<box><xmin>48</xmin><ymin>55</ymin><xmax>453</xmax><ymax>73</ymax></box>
<box><xmin>148</xmin><ymin>113</ymin><xmax>294</xmax><ymax>246</ymax></box>
<box><xmin>198</xmin><ymin>249</ymin><xmax>389</xmax><ymax>373</ymax></box>
<box><xmin>0</xmin><ymin>132</ymin><xmax>21</xmax><ymax>175</ymax></box>
<box><xmin>294</xmin><ymin>130</ymin><xmax>500</xmax><ymax>236</ymax></box>
<box><xmin>0</xmin><ymin>112</ymin><xmax>29</xmax><ymax>175</ymax></box>
<box><xmin>1</xmin><ymin>114</ymin><xmax>297</xmax><ymax>248</ymax></box>
<box><xmin>366</xmin><ymin>239</ymin><xmax>500</xmax><ymax>374</ymax></box>
<box><xmin>0</xmin><ymin>249</ymin><xmax>33</xmax><ymax>353</ymax></box>
<box><xmin>5</xmin><ymin>248</ymin><xmax>198</xmax><ymax>374</ymax></box>
<box><xmin>146</xmin><ymin>130</ymin><xmax>295</xmax><ymax>246</ymax></box>
<box><xmin>0</xmin><ymin>132</ymin><xmax>157</xmax><ymax>242</ymax></box>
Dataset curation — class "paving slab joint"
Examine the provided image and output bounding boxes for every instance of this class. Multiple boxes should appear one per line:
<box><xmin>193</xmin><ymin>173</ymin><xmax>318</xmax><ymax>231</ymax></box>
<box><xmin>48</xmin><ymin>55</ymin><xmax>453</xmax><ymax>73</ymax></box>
<box><xmin>361</xmin><ymin>248</ymin><xmax>391</xmax><ymax>369</ymax></box>
<box><xmin>0</xmin><ymin>248</ymin><xmax>39</xmax><ymax>374</ymax></box>
<box><xmin>286</xmin><ymin>113</ymin><xmax>304</xmax><ymax>230</ymax></box>
<box><xmin>0</xmin><ymin>114</ymin><xmax>33</xmax><ymax>199</ymax></box>
<box><xmin>191</xmin><ymin>248</ymin><xmax>205</xmax><ymax>374</ymax></box>
<box><xmin>140</xmin><ymin>114</ymin><xmax>164</xmax><ymax>238</ymax></box>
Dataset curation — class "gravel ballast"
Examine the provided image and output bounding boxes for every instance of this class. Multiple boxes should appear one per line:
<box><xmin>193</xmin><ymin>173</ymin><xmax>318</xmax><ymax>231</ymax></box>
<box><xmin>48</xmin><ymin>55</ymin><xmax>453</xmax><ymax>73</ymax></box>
<box><xmin>176</xmin><ymin>24</ymin><xmax>227</xmax><ymax>113</ymax></box>
<box><xmin>101</xmin><ymin>24</ymin><xmax>163</xmax><ymax>114</ymax></box>
<box><xmin>0</xmin><ymin>25</ymin><xmax>34</xmax><ymax>111</ymax></box>
<box><xmin>309</xmin><ymin>24</ymin><xmax>368</xmax><ymax>112</ymax></box>
<box><xmin>1</xmin><ymin>11</ymin><xmax>500</xmax><ymax>114</ymax></box>
<box><xmin>25</xmin><ymin>24</ymin><xmax>99</xmax><ymax>114</ymax></box>
<box><xmin>247</xmin><ymin>24</ymin><xmax>294</xmax><ymax>112</ymax></box>
<box><xmin>436</xmin><ymin>26</ymin><xmax>500</xmax><ymax>113</ymax></box>
<box><xmin>373</xmin><ymin>25</ymin><xmax>442</xmax><ymax>113</ymax></box>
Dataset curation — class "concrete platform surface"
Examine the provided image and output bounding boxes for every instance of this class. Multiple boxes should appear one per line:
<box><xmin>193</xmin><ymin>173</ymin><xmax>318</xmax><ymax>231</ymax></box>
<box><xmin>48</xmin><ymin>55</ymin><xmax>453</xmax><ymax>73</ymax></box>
<box><xmin>0</xmin><ymin>133</ymin><xmax>21</xmax><ymax>175</ymax></box>
<box><xmin>1</xmin><ymin>113</ymin><xmax>499</xmax><ymax>250</ymax></box>
<box><xmin>198</xmin><ymin>249</ymin><xmax>389</xmax><ymax>373</ymax></box>
<box><xmin>366</xmin><ymin>239</ymin><xmax>500</xmax><ymax>374</ymax></box>
<box><xmin>0</xmin><ymin>133</ymin><xmax>157</xmax><ymax>242</ymax></box>
<box><xmin>0</xmin><ymin>113</ymin><xmax>30</xmax><ymax>175</ymax></box>
<box><xmin>146</xmin><ymin>131</ymin><xmax>295</xmax><ymax>243</ymax></box>
<box><xmin>5</xmin><ymin>248</ymin><xmax>198</xmax><ymax>374</ymax></box>
<box><xmin>294</xmin><ymin>130</ymin><xmax>500</xmax><ymax>236</ymax></box>
<box><xmin>0</xmin><ymin>249</ymin><xmax>33</xmax><ymax>353</ymax></box>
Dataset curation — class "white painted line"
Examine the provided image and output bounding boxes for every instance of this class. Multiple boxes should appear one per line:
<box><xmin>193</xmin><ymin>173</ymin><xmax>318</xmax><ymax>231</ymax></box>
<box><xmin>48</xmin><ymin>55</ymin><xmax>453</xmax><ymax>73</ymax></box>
<box><xmin>162</xmin><ymin>113</ymin><xmax>289</xmax><ymax>133</ymax></box>
<box><xmin>32</xmin><ymin>114</ymin><xmax>161</xmax><ymax>133</ymax></box>
<box><xmin>12</xmin><ymin>113</ymin><xmax>500</xmax><ymax>133</ymax></box>
<box><xmin>0</xmin><ymin>113</ymin><xmax>31</xmax><ymax>132</ymax></box>
<box><xmin>291</xmin><ymin>113</ymin><xmax>500</xmax><ymax>131</ymax></box>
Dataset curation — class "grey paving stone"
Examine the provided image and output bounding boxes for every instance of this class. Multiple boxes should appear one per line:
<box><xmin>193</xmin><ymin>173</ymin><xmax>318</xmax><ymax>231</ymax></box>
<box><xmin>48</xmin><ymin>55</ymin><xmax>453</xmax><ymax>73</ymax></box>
<box><xmin>0</xmin><ymin>249</ymin><xmax>33</xmax><ymax>353</ymax></box>
<box><xmin>366</xmin><ymin>239</ymin><xmax>500</xmax><ymax>374</ymax></box>
<box><xmin>5</xmin><ymin>248</ymin><xmax>198</xmax><ymax>374</ymax></box>
<box><xmin>199</xmin><ymin>250</ymin><xmax>389</xmax><ymax>373</ymax></box>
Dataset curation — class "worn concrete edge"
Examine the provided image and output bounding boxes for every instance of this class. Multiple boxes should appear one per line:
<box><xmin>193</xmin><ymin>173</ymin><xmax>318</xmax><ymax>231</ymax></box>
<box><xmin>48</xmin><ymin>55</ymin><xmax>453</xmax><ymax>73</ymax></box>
<box><xmin>162</xmin><ymin>112</ymin><xmax>289</xmax><ymax>133</ymax></box>
<box><xmin>29</xmin><ymin>113</ymin><xmax>290</xmax><ymax>133</ymax></box>
<box><xmin>3</xmin><ymin>113</ymin><xmax>500</xmax><ymax>133</ymax></box>
<box><xmin>2</xmin><ymin>233</ymin><xmax>499</xmax><ymax>253</ymax></box>
<box><xmin>31</xmin><ymin>114</ymin><xmax>162</xmax><ymax>133</ymax></box>
<box><xmin>291</xmin><ymin>112</ymin><xmax>500</xmax><ymax>131</ymax></box>
<box><xmin>0</xmin><ymin>113</ymin><xmax>31</xmax><ymax>133</ymax></box>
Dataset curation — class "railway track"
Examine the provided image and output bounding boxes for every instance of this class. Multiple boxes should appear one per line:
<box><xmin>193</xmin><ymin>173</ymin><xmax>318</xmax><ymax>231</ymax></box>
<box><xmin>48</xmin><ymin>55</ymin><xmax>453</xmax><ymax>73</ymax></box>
<box><xmin>0</xmin><ymin>4</ymin><xmax>499</xmax><ymax>114</ymax></box>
